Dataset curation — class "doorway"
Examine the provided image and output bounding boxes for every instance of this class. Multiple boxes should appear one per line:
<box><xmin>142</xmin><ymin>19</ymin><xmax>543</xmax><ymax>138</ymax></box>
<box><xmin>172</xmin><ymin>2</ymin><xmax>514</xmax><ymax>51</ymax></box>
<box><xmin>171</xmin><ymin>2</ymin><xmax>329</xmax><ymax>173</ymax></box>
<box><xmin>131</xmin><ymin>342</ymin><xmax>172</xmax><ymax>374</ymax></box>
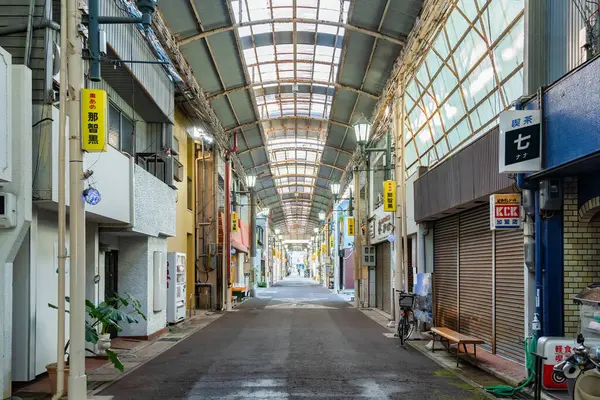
<box><xmin>104</xmin><ymin>250</ymin><xmax>119</xmax><ymax>338</ymax></box>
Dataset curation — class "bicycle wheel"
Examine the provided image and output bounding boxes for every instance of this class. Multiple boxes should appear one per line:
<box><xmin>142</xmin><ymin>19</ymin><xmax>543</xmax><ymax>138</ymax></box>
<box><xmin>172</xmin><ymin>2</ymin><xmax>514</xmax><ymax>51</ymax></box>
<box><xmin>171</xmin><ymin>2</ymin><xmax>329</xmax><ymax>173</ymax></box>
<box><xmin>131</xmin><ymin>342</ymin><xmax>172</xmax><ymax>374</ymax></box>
<box><xmin>400</xmin><ymin>316</ymin><xmax>407</xmax><ymax>346</ymax></box>
<box><xmin>403</xmin><ymin>311</ymin><xmax>415</xmax><ymax>342</ymax></box>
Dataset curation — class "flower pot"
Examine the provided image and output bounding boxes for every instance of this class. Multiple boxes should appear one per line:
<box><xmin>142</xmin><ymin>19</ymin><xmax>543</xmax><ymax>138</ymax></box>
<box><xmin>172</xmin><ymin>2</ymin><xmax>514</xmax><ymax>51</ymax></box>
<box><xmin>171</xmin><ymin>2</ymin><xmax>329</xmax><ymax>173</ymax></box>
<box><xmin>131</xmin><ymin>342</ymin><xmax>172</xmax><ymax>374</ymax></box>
<box><xmin>46</xmin><ymin>363</ymin><xmax>69</xmax><ymax>395</ymax></box>
<box><xmin>98</xmin><ymin>333</ymin><xmax>112</xmax><ymax>356</ymax></box>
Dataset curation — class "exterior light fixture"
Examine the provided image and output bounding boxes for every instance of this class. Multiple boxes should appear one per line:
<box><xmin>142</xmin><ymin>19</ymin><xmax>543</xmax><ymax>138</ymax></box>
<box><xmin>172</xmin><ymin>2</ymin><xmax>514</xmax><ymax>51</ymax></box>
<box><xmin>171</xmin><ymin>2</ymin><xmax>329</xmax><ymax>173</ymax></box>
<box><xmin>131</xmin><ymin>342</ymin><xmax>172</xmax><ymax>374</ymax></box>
<box><xmin>330</xmin><ymin>183</ymin><xmax>340</xmax><ymax>196</ymax></box>
<box><xmin>353</xmin><ymin>114</ymin><xmax>372</xmax><ymax>144</ymax></box>
<box><xmin>275</xmin><ymin>228</ymin><xmax>281</xmax><ymax>235</ymax></box>
<box><xmin>313</xmin><ymin>227</ymin><xmax>319</xmax><ymax>233</ymax></box>
<box><xmin>278</xmin><ymin>234</ymin><xmax>283</xmax><ymax>240</ymax></box>
<box><xmin>318</xmin><ymin>210</ymin><xmax>326</xmax><ymax>221</ymax></box>
<box><xmin>246</xmin><ymin>174</ymin><xmax>257</xmax><ymax>189</ymax></box>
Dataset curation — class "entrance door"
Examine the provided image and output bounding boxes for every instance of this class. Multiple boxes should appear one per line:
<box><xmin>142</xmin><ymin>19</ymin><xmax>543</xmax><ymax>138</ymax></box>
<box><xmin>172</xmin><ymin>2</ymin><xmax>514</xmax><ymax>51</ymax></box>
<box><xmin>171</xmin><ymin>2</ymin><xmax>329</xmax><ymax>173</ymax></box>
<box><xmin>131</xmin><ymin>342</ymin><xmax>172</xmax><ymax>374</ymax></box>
<box><xmin>104</xmin><ymin>250</ymin><xmax>119</xmax><ymax>338</ymax></box>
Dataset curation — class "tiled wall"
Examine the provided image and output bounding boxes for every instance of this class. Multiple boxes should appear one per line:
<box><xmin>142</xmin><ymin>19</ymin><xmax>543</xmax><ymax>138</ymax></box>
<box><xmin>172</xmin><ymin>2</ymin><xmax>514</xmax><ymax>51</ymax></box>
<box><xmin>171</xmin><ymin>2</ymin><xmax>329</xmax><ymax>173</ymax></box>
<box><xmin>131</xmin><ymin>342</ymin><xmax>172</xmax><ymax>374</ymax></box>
<box><xmin>563</xmin><ymin>177</ymin><xmax>600</xmax><ymax>335</ymax></box>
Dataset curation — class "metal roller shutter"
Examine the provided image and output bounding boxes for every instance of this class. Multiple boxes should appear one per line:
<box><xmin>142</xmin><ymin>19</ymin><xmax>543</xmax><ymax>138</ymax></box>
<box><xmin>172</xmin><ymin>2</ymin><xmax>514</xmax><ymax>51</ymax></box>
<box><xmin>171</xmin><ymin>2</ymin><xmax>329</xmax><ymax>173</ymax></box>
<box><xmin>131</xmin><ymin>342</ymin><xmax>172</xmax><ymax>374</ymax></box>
<box><xmin>376</xmin><ymin>243</ymin><xmax>384</xmax><ymax>310</ymax></box>
<box><xmin>459</xmin><ymin>205</ymin><xmax>493</xmax><ymax>347</ymax></box>
<box><xmin>434</xmin><ymin>215</ymin><xmax>458</xmax><ymax>330</ymax></box>
<box><xmin>407</xmin><ymin>238</ymin><xmax>414</xmax><ymax>291</ymax></box>
<box><xmin>495</xmin><ymin>229</ymin><xmax>525</xmax><ymax>363</ymax></box>
<box><xmin>382</xmin><ymin>242</ymin><xmax>392</xmax><ymax>314</ymax></box>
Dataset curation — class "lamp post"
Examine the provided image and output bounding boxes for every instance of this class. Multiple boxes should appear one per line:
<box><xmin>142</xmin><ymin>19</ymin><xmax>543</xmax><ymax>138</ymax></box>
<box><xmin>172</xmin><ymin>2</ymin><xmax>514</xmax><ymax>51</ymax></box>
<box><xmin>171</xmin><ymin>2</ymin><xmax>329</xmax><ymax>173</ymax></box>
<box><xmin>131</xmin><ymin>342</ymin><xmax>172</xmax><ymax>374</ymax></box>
<box><xmin>330</xmin><ymin>182</ymin><xmax>341</xmax><ymax>291</ymax></box>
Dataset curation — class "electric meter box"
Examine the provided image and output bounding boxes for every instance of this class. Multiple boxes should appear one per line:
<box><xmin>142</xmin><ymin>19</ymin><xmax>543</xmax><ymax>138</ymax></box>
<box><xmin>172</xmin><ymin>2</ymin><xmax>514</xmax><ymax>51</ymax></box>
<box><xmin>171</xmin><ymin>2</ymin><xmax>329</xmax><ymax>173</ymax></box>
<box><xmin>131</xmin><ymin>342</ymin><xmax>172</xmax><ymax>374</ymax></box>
<box><xmin>539</xmin><ymin>179</ymin><xmax>562</xmax><ymax>211</ymax></box>
<box><xmin>0</xmin><ymin>192</ymin><xmax>17</xmax><ymax>228</ymax></box>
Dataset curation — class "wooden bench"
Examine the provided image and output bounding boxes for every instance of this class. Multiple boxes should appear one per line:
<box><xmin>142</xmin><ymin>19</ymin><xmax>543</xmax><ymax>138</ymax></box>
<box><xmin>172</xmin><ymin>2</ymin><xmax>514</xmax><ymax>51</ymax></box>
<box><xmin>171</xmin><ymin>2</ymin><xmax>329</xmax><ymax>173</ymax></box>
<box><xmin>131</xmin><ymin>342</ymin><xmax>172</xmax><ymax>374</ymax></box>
<box><xmin>431</xmin><ymin>327</ymin><xmax>485</xmax><ymax>367</ymax></box>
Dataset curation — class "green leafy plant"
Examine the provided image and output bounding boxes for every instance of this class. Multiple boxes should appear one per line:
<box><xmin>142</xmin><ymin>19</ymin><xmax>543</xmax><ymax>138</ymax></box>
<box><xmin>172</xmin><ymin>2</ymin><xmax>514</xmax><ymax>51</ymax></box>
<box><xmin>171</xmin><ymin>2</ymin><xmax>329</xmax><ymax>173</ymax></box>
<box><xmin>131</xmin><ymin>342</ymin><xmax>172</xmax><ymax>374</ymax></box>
<box><xmin>49</xmin><ymin>293</ymin><xmax>146</xmax><ymax>372</ymax></box>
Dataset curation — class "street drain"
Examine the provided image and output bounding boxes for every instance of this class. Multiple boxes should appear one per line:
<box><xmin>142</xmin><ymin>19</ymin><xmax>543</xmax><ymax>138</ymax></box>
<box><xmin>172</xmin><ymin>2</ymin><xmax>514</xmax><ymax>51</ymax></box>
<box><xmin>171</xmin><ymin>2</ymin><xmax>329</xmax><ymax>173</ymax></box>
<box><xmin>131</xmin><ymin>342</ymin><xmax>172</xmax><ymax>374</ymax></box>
<box><xmin>158</xmin><ymin>337</ymin><xmax>181</xmax><ymax>342</ymax></box>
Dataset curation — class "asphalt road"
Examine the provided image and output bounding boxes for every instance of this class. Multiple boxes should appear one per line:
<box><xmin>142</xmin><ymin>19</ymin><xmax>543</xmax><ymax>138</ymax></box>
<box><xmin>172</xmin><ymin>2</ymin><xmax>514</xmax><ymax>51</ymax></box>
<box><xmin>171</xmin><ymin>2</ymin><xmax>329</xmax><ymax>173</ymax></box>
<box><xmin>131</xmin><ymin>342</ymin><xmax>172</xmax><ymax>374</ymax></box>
<box><xmin>101</xmin><ymin>277</ymin><xmax>485</xmax><ymax>399</ymax></box>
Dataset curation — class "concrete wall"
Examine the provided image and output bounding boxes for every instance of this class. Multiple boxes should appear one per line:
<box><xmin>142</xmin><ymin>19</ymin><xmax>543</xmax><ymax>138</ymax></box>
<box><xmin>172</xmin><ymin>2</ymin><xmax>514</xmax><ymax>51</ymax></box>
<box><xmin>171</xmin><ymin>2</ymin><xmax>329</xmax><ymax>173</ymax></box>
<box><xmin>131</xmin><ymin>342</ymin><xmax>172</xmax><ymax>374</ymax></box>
<box><xmin>0</xmin><ymin>61</ymin><xmax>32</xmax><ymax>398</ymax></box>
<box><xmin>118</xmin><ymin>235</ymin><xmax>167</xmax><ymax>337</ymax></box>
<box><xmin>133</xmin><ymin>164</ymin><xmax>176</xmax><ymax>237</ymax></box>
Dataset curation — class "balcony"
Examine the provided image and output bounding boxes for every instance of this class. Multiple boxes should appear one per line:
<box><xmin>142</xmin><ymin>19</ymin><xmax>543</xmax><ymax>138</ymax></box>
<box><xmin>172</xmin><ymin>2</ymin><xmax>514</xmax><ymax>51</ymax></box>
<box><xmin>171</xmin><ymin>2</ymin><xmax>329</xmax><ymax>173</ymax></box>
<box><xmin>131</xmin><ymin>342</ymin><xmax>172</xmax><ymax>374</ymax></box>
<box><xmin>33</xmin><ymin>106</ymin><xmax>175</xmax><ymax>237</ymax></box>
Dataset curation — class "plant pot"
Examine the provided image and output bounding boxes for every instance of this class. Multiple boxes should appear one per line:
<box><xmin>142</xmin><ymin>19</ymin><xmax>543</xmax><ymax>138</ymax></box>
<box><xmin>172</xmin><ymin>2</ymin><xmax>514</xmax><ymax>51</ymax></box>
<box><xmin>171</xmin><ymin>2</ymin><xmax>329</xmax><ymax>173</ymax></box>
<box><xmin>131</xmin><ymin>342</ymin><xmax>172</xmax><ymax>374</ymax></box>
<box><xmin>98</xmin><ymin>333</ymin><xmax>112</xmax><ymax>356</ymax></box>
<box><xmin>46</xmin><ymin>363</ymin><xmax>69</xmax><ymax>395</ymax></box>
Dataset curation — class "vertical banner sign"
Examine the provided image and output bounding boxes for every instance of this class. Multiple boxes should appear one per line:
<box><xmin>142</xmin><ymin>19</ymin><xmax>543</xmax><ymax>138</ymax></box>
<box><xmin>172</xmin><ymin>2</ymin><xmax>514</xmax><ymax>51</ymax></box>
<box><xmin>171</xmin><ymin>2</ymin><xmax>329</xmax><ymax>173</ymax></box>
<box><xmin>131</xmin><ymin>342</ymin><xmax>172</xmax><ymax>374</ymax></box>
<box><xmin>499</xmin><ymin>110</ymin><xmax>542</xmax><ymax>173</ymax></box>
<box><xmin>329</xmin><ymin>235</ymin><xmax>334</xmax><ymax>249</ymax></box>
<box><xmin>383</xmin><ymin>180</ymin><xmax>397</xmax><ymax>212</ymax></box>
<box><xmin>81</xmin><ymin>88</ymin><xmax>107</xmax><ymax>152</ymax></box>
<box><xmin>321</xmin><ymin>244</ymin><xmax>326</xmax><ymax>253</ymax></box>
<box><xmin>347</xmin><ymin>217</ymin><xmax>355</xmax><ymax>236</ymax></box>
<box><xmin>490</xmin><ymin>194</ymin><xmax>522</xmax><ymax>230</ymax></box>
<box><xmin>231</xmin><ymin>212</ymin><xmax>239</xmax><ymax>233</ymax></box>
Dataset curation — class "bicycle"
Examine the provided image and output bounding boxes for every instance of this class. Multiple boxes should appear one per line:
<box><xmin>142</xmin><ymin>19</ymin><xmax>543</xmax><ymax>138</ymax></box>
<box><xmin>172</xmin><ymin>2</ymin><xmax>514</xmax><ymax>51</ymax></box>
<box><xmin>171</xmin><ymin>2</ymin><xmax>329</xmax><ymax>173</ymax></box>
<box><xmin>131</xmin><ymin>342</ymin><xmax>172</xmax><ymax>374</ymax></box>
<box><xmin>396</xmin><ymin>291</ymin><xmax>416</xmax><ymax>345</ymax></box>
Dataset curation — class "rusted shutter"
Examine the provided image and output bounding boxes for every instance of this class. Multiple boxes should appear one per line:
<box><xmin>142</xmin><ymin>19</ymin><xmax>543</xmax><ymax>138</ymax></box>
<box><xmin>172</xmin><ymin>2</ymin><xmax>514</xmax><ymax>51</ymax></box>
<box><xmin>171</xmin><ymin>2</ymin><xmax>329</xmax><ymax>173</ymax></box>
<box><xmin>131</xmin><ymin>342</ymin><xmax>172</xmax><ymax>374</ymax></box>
<box><xmin>495</xmin><ymin>229</ymin><xmax>525</xmax><ymax>364</ymax></box>
<box><xmin>382</xmin><ymin>242</ymin><xmax>392</xmax><ymax>314</ymax></box>
<box><xmin>376</xmin><ymin>243</ymin><xmax>384</xmax><ymax>310</ymax></box>
<box><xmin>434</xmin><ymin>215</ymin><xmax>458</xmax><ymax>330</ymax></box>
<box><xmin>459</xmin><ymin>205</ymin><xmax>493</xmax><ymax>347</ymax></box>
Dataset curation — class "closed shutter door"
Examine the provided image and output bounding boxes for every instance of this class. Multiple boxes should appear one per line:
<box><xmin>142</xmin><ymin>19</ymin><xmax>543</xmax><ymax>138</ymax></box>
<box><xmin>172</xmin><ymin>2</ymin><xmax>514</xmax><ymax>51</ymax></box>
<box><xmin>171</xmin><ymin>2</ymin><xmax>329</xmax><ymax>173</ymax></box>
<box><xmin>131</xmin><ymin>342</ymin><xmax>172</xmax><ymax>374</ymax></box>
<box><xmin>459</xmin><ymin>205</ymin><xmax>493</xmax><ymax>347</ymax></box>
<box><xmin>495</xmin><ymin>229</ymin><xmax>525</xmax><ymax>363</ymax></box>
<box><xmin>434</xmin><ymin>215</ymin><xmax>458</xmax><ymax>330</ymax></box>
<box><xmin>407</xmin><ymin>238</ymin><xmax>414</xmax><ymax>291</ymax></box>
<box><xmin>382</xmin><ymin>242</ymin><xmax>392</xmax><ymax>314</ymax></box>
<box><xmin>376</xmin><ymin>243</ymin><xmax>384</xmax><ymax>310</ymax></box>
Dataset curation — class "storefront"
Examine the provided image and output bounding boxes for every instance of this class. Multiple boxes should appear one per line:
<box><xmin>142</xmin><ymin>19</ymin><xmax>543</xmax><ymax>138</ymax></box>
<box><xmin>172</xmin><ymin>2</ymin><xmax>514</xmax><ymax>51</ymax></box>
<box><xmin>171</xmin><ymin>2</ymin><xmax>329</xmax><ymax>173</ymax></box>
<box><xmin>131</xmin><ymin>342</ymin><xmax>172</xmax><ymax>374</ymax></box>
<box><xmin>415</xmin><ymin>127</ymin><xmax>527</xmax><ymax>364</ymax></box>
<box><xmin>369</xmin><ymin>205</ymin><xmax>394</xmax><ymax>314</ymax></box>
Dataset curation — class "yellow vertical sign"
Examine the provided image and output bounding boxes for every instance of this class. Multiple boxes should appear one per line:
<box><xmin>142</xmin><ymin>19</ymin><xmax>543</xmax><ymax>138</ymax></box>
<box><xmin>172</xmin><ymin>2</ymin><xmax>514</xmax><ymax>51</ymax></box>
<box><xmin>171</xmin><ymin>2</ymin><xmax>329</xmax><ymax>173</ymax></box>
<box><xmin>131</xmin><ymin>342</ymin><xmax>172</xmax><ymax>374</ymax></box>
<box><xmin>383</xmin><ymin>180</ymin><xmax>397</xmax><ymax>212</ymax></box>
<box><xmin>81</xmin><ymin>88</ymin><xmax>107</xmax><ymax>152</ymax></box>
<box><xmin>347</xmin><ymin>217</ymin><xmax>355</xmax><ymax>236</ymax></box>
<box><xmin>231</xmin><ymin>212</ymin><xmax>239</xmax><ymax>233</ymax></box>
<box><xmin>329</xmin><ymin>235</ymin><xmax>334</xmax><ymax>249</ymax></box>
<box><xmin>321</xmin><ymin>243</ymin><xmax>326</xmax><ymax>253</ymax></box>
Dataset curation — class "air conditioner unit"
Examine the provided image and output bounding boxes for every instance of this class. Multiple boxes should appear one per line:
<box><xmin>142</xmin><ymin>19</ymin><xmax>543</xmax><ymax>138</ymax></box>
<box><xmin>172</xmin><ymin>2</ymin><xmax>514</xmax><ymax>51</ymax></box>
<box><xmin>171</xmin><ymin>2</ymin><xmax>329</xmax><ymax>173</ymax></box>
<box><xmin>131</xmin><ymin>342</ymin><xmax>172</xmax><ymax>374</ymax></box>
<box><xmin>0</xmin><ymin>192</ymin><xmax>17</xmax><ymax>228</ymax></box>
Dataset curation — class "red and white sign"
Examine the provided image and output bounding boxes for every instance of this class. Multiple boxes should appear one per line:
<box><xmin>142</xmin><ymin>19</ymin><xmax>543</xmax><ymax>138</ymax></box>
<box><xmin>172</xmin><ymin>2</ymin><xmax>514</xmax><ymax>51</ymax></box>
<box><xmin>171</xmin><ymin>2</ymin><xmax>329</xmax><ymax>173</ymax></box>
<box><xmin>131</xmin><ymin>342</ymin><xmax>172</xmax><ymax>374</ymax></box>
<box><xmin>490</xmin><ymin>194</ymin><xmax>522</xmax><ymax>230</ymax></box>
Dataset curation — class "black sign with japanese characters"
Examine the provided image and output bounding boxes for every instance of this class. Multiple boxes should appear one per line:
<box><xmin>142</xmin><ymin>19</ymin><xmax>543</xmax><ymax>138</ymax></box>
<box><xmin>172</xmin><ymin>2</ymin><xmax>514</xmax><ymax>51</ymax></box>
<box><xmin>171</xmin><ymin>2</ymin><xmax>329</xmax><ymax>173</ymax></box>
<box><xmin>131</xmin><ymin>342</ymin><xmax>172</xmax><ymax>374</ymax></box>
<box><xmin>504</xmin><ymin>124</ymin><xmax>540</xmax><ymax>166</ymax></box>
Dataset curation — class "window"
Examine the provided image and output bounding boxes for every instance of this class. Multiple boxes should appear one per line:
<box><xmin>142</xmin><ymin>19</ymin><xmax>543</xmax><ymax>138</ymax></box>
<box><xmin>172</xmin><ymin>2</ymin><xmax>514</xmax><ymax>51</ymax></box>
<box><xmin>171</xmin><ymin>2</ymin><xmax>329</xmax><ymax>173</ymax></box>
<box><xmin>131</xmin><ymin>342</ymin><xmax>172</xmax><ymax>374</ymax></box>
<box><xmin>108</xmin><ymin>103</ymin><xmax>135</xmax><ymax>154</ymax></box>
<box><xmin>187</xmin><ymin>177</ymin><xmax>193</xmax><ymax>211</ymax></box>
<box><xmin>257</xmin><ymin>226</ymin><xmax>264</xmax><ymax>245</ymax></box>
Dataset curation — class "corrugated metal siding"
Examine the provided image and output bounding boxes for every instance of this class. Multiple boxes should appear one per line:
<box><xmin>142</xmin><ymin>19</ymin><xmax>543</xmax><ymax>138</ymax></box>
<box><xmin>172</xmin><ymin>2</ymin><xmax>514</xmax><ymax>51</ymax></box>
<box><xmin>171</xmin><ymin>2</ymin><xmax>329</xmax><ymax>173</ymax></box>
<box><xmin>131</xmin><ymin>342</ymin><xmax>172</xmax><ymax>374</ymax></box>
<box><xmin>458</xmin><ymin>206</ymin><xmax>493</xmax><ymax>347</ymax></box>
<box><xmin>0</xmin><ymin>0</ymin><xmax>51</xmax><ymax>102</ymax></box>
<box><xmin>100</xmin><ymin>0</ymin><xmax>173</xmax><ymax>118</ymax></box>
<box><xmin>414</xmin><ymin>126</ymin><xmax>513</xmax><ymax>222</ymax></box>
<box><xmin>547</xmin><ymin>0</ymin><xmax>587</xmax><ymax>85</ymax></box>
<box><xmin>495</xmin><ymin>229</ymin><xmax>525</xmax><ymax>364</ymax></box>
<box><xmin>433</xmin><ymin>215</ymin><xmax>458</xmax><ymax>330</ymax></box>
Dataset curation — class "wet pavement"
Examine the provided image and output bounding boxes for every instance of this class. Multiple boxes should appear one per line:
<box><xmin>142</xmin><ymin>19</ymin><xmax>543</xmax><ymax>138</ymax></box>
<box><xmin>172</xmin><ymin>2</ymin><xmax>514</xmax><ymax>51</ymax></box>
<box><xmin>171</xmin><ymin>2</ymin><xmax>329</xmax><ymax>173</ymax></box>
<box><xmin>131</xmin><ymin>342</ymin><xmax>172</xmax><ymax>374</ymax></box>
<box><xmin>101</xmin><ymin>277</ymin><xmax>486</xmax><ymax>399</ymax></box>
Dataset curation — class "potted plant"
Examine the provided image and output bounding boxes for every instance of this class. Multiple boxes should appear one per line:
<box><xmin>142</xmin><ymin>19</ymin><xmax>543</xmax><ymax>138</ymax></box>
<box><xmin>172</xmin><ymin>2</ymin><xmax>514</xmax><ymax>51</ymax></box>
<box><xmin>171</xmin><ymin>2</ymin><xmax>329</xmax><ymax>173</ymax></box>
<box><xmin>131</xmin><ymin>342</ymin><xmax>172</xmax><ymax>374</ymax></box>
<box><xmin>46</xmin><ymin>293</ymin><xmax>146</xmax><ymax>393</ymax></box>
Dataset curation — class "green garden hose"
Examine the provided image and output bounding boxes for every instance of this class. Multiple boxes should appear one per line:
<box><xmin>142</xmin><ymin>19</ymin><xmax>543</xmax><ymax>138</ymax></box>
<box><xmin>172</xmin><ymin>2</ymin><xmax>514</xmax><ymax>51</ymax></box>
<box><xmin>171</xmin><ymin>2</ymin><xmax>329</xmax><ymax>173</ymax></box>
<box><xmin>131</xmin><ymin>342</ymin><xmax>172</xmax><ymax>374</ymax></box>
<box><xmin>483</xmin><ymin>336</ymin><xmax>537</xmax><ymax>397</ymax></box>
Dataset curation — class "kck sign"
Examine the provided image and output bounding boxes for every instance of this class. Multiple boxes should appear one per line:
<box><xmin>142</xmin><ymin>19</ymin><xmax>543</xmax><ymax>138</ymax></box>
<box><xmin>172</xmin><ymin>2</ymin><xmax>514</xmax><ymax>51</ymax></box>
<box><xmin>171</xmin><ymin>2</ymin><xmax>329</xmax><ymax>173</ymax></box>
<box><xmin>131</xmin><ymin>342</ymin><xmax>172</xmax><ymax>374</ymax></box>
<box><xmin>490</xmin><ymin>194</ymin><xmax>522</xmax><ymax>230</ymax></box>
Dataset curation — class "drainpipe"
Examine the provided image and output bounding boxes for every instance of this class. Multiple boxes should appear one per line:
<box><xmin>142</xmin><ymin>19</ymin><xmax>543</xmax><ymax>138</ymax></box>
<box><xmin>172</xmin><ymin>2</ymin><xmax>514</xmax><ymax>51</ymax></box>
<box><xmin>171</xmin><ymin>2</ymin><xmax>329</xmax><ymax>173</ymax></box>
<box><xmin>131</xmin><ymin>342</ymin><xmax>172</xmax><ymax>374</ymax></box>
<box><xmin>52</xmin><ymin>0</ymin><xmax>68</xmax><ymax>397</ymax></box>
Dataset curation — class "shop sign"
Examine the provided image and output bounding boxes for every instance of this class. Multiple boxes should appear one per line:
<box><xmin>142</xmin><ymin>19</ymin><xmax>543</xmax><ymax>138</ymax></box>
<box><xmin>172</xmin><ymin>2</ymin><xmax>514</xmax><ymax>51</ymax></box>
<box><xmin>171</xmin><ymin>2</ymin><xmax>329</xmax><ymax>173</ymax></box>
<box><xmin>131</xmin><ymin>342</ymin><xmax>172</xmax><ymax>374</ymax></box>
<box><xmin>231</xmin><ymin>212</ymin><xmax>239</xmax><ymax>233</ymax></box>
<box><xmin>383</xmin><ymin>180</ymin><xmax>396</xmax><ymax>212</ymax></box>
<box><xmin>499</xmin><ymin>110</ymin><xmax>542</xmax><ymax>173</ymax></box>
<box><xmin>329</xmin><ymin>235</ymin><xmax>334</xmax><ymax>249</ymax></box>
<box><xmin>490</xmin><ymin>194</ymin><xmax>522</xmax><ymax>230</ymax></box>
<box><xmin>321</xmin><ymin>243</ymin><xmax>326</xmax><ymax>253</ymax></box>
<box><xmin>369</xmin><ymin>205</ymin><xmax>394</xmax><ymax>244</ymax></box>
<box><xmin>81</xmin><ymin>88</ymin><xmax>107</xmax><ymax>152</ymax></box>
<box><xmin>347</xmin><ymin>217</ymin><xmax>355</xmax><ymax>236</ymax></box>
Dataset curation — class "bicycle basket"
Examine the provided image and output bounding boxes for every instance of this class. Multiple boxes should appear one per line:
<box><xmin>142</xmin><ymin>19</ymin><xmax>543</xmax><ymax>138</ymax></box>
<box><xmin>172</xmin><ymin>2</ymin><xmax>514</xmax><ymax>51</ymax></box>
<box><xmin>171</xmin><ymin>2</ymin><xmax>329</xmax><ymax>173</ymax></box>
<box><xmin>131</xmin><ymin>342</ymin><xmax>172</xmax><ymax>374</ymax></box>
<box><xmin>399</xmin><ymin>293</ymin><xmax>415</xmax><ymax>308</ymax></box>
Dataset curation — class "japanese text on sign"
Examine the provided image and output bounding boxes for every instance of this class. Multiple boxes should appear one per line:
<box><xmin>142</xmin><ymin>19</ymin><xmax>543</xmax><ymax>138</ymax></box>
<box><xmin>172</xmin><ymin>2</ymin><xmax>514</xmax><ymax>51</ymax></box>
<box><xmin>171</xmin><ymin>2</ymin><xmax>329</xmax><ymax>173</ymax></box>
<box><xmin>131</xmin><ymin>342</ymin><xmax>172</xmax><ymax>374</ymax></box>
<box><xmin>499</xmin><ymin>110</ymin><xmax>541</xmax><ymax>173</ymax></box>
<box><xmin>81</xmin><ymin>89</ymin><xmax>107</xmax><ymax>152</ymax></box>
<box><xmin>347</xmin><ymin>217</ymin><xmax>355</xmax><ymax>237</ymax></box>
<box><xmin>383</xmin><ymin>180</ymin><xmax>396</xmax><ymax>212</ymax></box>
<box><xmin>490</xmin><ymin>194</ymin><xmax>522</xmax><ymax>230</ymax></box>
<box><xmin>553</xmin><ymin>345</ymin><xmax>573</xmax><ymax>362</ymax></box>
<box><xmin>231</xmin><ymin>212</ymin><xmax>239</xmax><ymax>233</ymax></box>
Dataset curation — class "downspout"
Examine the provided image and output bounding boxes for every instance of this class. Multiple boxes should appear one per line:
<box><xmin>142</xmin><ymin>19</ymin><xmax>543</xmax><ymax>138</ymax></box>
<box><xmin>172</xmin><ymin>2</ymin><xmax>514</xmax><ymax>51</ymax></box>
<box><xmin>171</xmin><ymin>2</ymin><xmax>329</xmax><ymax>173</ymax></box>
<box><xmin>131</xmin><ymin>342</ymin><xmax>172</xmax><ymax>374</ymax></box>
<box><xmin>24</xmin><ymin>0</ymin><xmax>35</xmax><ymax>67</ymax></box>
<box><xmin>52</xmin><ymin>0</ymin><xmax>68</xmax><ymax>397</ymax></box>
<box><xmin>0</xmin><ymin>19</ymin><xmax>60</xmax><ymax>36</ymax></box>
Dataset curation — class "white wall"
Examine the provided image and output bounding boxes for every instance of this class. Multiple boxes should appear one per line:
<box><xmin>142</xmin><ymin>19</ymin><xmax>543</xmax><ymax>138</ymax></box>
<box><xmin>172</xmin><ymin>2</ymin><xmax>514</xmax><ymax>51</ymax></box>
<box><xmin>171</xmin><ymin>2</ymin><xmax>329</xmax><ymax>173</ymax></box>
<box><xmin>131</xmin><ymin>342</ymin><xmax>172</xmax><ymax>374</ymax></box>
<box><xmin>0</xmin><ymin>63</ymin><xmax>32</xmax><ymax>398</ymax></box>
<box><xmin>50</xmin><ymin>107</ymin><xmax>132</xmax><ymax>224</ymax></box>
<box><xmin>405</xmin><ymin>173</ymin><xmax>418</xmax><ymax>235</ymax></box>
<box><xmin>117</xmin><ymin>235</ymin><xmax>167</xmax><ymax>337</ymax></box>
<box><xmin>132</xmin><ymin>165</ymin><xmax>176</xmax><ymax>238</ymax></box>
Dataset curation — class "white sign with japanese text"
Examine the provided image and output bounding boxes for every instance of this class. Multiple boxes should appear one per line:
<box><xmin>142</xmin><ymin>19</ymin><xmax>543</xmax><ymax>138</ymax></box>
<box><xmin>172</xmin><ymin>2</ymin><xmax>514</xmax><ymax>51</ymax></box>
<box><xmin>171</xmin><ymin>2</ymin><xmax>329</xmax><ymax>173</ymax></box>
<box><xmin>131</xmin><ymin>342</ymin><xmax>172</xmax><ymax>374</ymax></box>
<box><xmin>499</xmin><ymin>110</ymin><xmax>542</xmax><ymax>173</ymax></box>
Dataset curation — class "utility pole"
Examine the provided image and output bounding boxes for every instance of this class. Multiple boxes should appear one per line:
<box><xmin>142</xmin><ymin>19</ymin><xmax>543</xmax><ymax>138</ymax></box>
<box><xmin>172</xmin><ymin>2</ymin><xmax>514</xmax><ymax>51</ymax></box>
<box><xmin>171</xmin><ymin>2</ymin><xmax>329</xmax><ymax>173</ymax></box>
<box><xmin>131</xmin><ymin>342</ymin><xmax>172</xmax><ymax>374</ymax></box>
<box><xmin>67</xmin><ymin>0</ymin><xmax>87</xmax><ymax>397</ymax></box>
<box><xmin>249</xmin><ymin>189</ymin><xmax>256</xmax><ymax>295</ymax></box>
<box><xmin>353</xmin><ymin>166</ymin><xmax>361</xmax><ymax>308</ymax></box>
<box><xmin>224</xmin><ymin>156</ymin><xmax>232</xmax><ymax>311</ymax></box>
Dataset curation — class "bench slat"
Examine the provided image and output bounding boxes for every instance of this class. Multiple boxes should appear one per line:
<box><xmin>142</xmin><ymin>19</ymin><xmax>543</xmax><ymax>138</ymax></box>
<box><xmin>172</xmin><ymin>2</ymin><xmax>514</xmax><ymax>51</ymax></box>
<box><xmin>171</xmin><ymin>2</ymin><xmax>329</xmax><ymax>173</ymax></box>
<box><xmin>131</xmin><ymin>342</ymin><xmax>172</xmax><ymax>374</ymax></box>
<box><xmin>432</xmin><ymin>327</ymin><xmax>485</xmax><ymax>344</ymax></box>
